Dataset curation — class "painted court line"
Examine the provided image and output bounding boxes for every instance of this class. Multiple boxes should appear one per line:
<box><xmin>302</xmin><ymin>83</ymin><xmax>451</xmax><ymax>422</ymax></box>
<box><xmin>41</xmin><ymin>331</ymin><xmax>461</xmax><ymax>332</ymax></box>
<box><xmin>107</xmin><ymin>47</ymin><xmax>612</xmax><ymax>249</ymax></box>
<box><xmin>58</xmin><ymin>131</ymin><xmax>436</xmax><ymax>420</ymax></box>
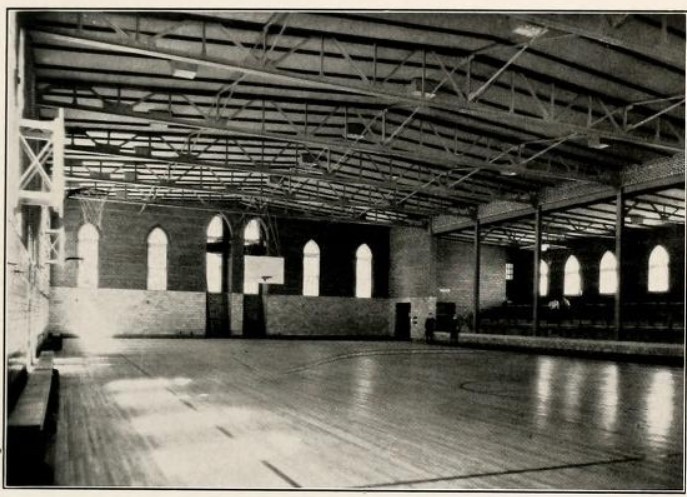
<box><xmin>357</xmin><ymin>455</ymin><xmax>646</xmax><ymax>489</ymax></box>
<box><xmin>179</xmin><ymin>398</ymin><xmax>197</xmax><ymax>411</ymax></box>
<box><xmin>261</xmin><ymin>460</ymin><xmax>302</xmax><ymax>488</ymax></box>
<box><xmin>215</xmin><ymin>425</ymin><xmax>234</xmax><ymax>438</ymax></box>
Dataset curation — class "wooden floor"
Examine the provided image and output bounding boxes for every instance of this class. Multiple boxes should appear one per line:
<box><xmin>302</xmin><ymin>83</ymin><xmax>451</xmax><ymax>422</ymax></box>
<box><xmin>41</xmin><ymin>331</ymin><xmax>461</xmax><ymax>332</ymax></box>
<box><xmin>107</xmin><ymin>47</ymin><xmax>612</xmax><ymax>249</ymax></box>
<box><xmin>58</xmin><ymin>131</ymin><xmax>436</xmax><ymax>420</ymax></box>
<box><xmin>53</xmin><ymin>338</ymin><xmax>684</xmax><ymax>489</ymax></box>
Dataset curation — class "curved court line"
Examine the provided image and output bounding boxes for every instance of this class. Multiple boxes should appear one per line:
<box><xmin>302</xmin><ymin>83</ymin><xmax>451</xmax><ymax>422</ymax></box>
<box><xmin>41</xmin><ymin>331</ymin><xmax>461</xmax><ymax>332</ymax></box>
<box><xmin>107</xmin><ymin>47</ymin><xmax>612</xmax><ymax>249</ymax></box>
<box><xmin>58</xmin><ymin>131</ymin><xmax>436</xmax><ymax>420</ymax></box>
<box><xmin>271</xmin><ymin>347</ymin><xmax>484</xmax><ymax>377</ymax></box>
<box><xmin>459</xmin><ymin>380</ymin><xmax>528</xmax><ymax>399</ymax></box>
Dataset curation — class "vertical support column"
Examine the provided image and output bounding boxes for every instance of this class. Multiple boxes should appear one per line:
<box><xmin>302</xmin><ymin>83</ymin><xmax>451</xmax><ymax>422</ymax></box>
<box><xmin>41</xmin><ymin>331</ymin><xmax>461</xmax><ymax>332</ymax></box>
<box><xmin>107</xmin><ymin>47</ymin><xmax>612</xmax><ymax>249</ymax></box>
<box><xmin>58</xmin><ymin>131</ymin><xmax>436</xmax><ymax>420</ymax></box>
<box><xmin>52</xmin><ymin>108</ymin><xmax>65</xmax><ymax>217</ymax></box>
<box><xmin>532</xmin><ymin>205</ymin><xmax>542</xmax><ymax>336</ymax></box>
<box><xmin>473</xmin><ymin>217</ymin><xmax>481</xmax><ymax>334</ymax></box>
<box><xmin>231</xmin><ymin>228</ymin><xmax>245</xmax><ymax>297</ymax></box>
<box><xmin>230</xmin><ymin>228</ymin><xmax>246</xmax><ymax>336</ymax></box>
<box><xmin>614</xmin><ymin>188</ymin><xmax>624</xmax><ymax>340</ymax></box>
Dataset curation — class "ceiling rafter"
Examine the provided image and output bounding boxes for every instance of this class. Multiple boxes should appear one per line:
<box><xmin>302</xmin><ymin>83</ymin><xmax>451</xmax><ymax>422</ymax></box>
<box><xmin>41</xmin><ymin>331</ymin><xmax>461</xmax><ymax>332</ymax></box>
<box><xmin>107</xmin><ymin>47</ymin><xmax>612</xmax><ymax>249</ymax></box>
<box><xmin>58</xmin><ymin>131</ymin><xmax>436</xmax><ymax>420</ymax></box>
<box><xmin>39</xmin><ymin>92</ymin><xmax>611</xmax><ymax>184</ymax></box>
<box><xmin>63</xmin><ymin>143</ymin><xmax>485</xmax><ymax>206</ymax></box>
<box><xmin>64</xmin><ymin>173</ymin><xmax>441</xmax><ymax>219</ymax></box>
<box><xmin>509</xmin><ymin>14</ymin><xmax>685</xmax><ymax>69</ymax></box>
<box><xmin>40</xmin><ymin>79</ymin><xmax>624</xmax><ymax>179</ymax></box>
<box><xmin>31</xmin><ymin>23</ymin><xmax>683</xmax><ymax>154</ymax></box>
<box><xmin>24</xmin><ymin>11</ymin><xmax>685</xmax><ymax>227</ymax></box>
<box><xmin>63</xmin><ymin>127</ymin><xmax>507</xmax><ymax>197</ymax></box>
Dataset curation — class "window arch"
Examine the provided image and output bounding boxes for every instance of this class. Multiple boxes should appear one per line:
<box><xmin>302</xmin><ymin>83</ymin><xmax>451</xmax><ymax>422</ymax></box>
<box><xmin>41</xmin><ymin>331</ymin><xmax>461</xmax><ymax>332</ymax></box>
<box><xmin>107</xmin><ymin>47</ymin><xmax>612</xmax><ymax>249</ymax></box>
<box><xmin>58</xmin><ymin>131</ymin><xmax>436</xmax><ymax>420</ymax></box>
<box><xmin>243</xmin><ymin>218</ymin><xmax>267</xmax><ymax>294</ymax></box>
<box><xmin>563</xmin><ymin>255</ymin><xmax>582</xmax><ymax>296</ymax></box>
<box><xmin>243</xmin><ymin>218</ymin><xmax>261</xmax><ymax>246</ymax></box>
<box><xmin>206</xmin><ymin>215</ymin><xmax>229</xmax><ymax>294</ymax></box>
<box><xmin>147</xmin><ymin>228</ymin><xmax>168</xmax><ymax>290</ymax></box>
<box><xmin>77</xmin><ymin>223</ymin><xmax>99</xmax><ymax>288</ymax></box>
<box><xmin>648</xmin><ymin>245</ymin><xmax>670</xmax><ymax>293</ymax></box>
<box><xmin>207</xmin><ymin>215</ymin><xmax>225</xmax><ymax>243</ymax></box>
<box><xmin>539</xmin><ymin>260</ymin><xmax>549</xmax><ymax>297</ymax></box>
<box><xmin>598</xmin><ymin>251</ymin><xmax>617</xmax><ymax>295</ymax></box>
<box><xmin>355</xmin><ymin>244</ymin><xmax>373</xmax><ymax>298</ymax></box>
<box><xmin>303</xmin><ymin>240</ymin><xmax>320</xmax><ymax>297</ymax></box>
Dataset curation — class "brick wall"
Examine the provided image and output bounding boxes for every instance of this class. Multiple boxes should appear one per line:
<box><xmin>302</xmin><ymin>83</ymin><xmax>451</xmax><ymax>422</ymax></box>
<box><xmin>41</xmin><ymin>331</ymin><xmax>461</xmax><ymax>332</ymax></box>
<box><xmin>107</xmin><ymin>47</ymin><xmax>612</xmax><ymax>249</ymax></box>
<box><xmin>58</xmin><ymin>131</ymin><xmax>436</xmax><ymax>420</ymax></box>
<box><xmin>388</xmin><ymin>227</ymin><xmax>507</xmax><ymax>338</ymax></box>
<box><xmin>390</xmin><ymin>297</ymin><xmax>438</xmax><ymax>340</ymax></box>
<box><xmin>50</xmin><ymin>200</ymin><xmax>393</xmax><ymax>337</ymax></box>
<box><xmin>54</xmin><ymin>200</ymin><xmax>390</xmax><ymax>297</ymax></box>
<box><xmin>6</xmin><ymin>207</ymin><xmax>52</xmax><ymax>378</ymax></box>
<box><xmin>52</xmin><ymin>201</ymin><xmax>208</xmax><ymax>292</ymax></box>
<box><xmin>536</xmin><ymin>224</ymin><xmax>685</xmax><ymax>304</ymax></box>
<box><xmin>263</xmin><ymin>296</ymin><xmax>392</xmax><ymax>336</ymax></box>
<box><xmin>49</xmin><ymin>287</ymin><xmax>207</xmax><ymax>337</ymax></box>
<box><xmin>389</xmin><ymin>227</ymin><xmax>435</xmax><ymax>298</ymax></box>
<box><xmin>267</xmin><ymin>218</ymin><xmax>390</xmax><ymax>297</ymax></box>
<box><xmin>230</xmin><ymin>293</ymin><xmax>244</xmax><ymax>335</ymax></box>
<box><xmin>5</xmin><ymin>22</ymin><xmax>52</xmax><ymax>388</ymax></box>
<box><xmin>436</xmin><ymin>238</ymin><xmax>507</xmax><ymax>315</ymax></box>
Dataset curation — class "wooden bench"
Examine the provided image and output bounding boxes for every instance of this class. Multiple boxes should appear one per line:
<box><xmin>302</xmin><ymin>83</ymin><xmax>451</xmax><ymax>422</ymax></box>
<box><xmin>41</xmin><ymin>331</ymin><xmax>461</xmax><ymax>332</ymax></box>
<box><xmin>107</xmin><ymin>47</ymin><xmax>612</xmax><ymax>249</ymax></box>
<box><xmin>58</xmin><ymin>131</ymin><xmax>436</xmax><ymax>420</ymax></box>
<box><xmin>6</xmin><ymin>351</ymin><xmax>58</xmax><ymax>486</ymax></box>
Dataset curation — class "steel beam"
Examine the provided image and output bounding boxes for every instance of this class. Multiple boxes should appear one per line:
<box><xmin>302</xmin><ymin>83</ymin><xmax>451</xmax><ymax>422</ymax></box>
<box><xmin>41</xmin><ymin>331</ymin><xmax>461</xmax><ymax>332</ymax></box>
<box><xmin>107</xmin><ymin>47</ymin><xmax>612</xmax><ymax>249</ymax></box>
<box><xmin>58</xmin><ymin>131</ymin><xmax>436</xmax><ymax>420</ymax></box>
<box><xmin>532</xmin><ymin>204</ymin><xmax>542</xmax><ymax>337</ymax></box>
<box><xmin>33</xmin><ymin>28</ymin><xmax>683</xmax><ymax>154</ymax></box>
<box><xmin>473</xmin><ymin>218</ymin><xmax>481</xmax><ymax>334</ymax></box>
<box><xmin>63</xmin><ymin>144</ymin><xmax>482</xmax><ymax>204</ymax></box>
<box><xmin>432</xmin><ymin>167</ymin><xmax>684</xmax><ymax>234</ymax></box>
<box><xmin>510</xmin><ymin>14</ymin><xmax>685</xmax><ymax>69</ymax></box>
<box><xmin>70</xmin><ymin>195</ymin><xmax>421</xmax><ymax>227</ymax></box>
<box><xmin>42</xmin><ymin>97</ymin><xmax>605</xmax><ymax>183</ymax></box>
<box><xmin>65</xmin><ymin>174</ymin><xmax>437</xmax><ymax>218</ymax></box>
<box><xmin>614</xmin><ymin>188</ymin><xmax>624</xmax><ymax>340</ymax></box>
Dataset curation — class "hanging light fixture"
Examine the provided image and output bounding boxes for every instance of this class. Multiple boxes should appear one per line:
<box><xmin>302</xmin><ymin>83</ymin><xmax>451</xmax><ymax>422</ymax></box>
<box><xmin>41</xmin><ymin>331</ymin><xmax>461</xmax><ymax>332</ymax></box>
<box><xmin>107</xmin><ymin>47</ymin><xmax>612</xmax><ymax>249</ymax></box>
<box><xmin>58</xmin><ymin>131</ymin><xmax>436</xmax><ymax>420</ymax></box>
<box><xmin>344</xmin><ymin>122</ymin><xmax>367</xmax><ymax>140</ymax></box>
<box><xmin>408</xmin><ymin>77</ymin><xmax>439</xmax><ymax>99</ymax></box>
<box><xmin>169</xmin><ymin>60</ymin><xmax>198</xmax><ymax>80</ymax></box>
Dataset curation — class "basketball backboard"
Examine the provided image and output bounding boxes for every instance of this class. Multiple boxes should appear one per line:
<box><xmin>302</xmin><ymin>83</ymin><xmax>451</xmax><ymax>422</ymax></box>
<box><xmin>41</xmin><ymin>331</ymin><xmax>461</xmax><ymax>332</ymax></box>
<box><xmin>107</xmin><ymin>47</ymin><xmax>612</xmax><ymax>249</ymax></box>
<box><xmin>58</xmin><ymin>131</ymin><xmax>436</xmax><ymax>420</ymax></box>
<box><xmin>244</xmin><ymin>256</ymin><xmax>285</xmax><ymax>285</ymax></box>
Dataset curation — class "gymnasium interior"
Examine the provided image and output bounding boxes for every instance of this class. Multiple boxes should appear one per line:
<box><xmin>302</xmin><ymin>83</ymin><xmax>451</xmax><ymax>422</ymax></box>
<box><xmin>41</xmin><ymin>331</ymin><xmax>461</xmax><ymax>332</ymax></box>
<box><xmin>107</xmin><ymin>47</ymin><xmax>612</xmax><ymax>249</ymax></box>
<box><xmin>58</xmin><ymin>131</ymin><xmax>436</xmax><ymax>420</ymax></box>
<box><xmin>4</xmin><ymin>10</ymin><xmax>685</xmax><ymax>490</ymax></box>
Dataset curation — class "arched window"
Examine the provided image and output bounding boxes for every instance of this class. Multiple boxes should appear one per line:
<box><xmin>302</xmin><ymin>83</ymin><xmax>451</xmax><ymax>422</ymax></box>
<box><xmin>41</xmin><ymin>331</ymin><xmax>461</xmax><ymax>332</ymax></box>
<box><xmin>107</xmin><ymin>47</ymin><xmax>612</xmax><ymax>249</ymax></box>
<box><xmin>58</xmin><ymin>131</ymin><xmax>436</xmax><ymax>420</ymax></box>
<box><xmin>648</xmin><ymin>245</ymin><xmax>670</xmax><ymax>293</ymax></box>
<box><xmin>147</xmin><ymin>228</ymin><xmax>168</xmax><ymax>290</ymax></box>
<box><xmin>244</xmin><ymin>218</ymin><xmax>261</xmax><ymax>246</ymax></box>
<box><xmin>302</xmin><ymin>240</ymin><xmax>320</xmax><ymax>297</ymax></box>
<box><xmin>207</xmin><ymin>215</ymin><xmax>225</xmax><ymax>243</ymax></box>
<box><xmin>355</xmin><ymin>244</ymin><xmax>373</xmax><ymax>298</ymax></box>
<box><xmin>598</xmin><ymin>251</ymin><xmax>617</xmax><ymax>295</ymax></box>
<box><xmin>77</xmin><ymin>223</ymin><xmax>99</xmax><ymax>288</ymax></box>
<box><xmin>539</xmin><ymin>260</ymin><xmax>549</xmax><ymax>297</ymax></box>
<box><xmin>206</xmin><ymin>215</ymin><xmax>226</xmax><ymax>293</ymax></box>
<box><xmin>563</xmin><ymin>255</ymin><xmax>582</xmax><ymax>296</ymax></box>
<box><xmin>243</xmin><ymin>218</ymin><xmax>263</xmax><ymax>294</ymax></box>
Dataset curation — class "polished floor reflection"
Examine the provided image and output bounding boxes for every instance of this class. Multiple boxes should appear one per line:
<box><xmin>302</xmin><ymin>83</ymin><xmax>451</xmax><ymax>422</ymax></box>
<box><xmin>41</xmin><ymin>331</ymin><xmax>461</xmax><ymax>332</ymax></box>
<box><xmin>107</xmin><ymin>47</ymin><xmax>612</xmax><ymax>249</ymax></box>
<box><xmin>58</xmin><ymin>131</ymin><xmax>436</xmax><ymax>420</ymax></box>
<box><xmin>53</xmin><ymin>339</ymin><xmax>683</xmax><ymax>489</ymax></box>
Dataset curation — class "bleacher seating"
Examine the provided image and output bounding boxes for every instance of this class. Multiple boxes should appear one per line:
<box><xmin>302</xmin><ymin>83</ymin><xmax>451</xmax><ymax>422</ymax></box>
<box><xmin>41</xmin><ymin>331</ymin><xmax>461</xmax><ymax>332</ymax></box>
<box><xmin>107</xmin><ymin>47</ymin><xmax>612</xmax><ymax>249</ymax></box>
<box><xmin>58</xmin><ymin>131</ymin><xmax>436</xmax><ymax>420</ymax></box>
<box><xmin>478</xmin><ymin>301</ymin><xmax>684</xmax><ymax>343</ymax></box>
<box><xmin>7</xmin><ymin>351</ymin><xmax>59</xmax><ymax>485</ymax></box>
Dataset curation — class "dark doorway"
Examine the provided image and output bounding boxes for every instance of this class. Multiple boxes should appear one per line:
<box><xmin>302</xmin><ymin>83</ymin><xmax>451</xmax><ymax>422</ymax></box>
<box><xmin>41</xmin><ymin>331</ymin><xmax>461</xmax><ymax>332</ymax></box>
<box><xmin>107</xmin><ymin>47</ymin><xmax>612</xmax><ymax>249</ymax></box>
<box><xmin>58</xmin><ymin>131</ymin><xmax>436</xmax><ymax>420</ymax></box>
<box><xmin>436</xmin><ymin>302</ymin><xmax>456</xmax><ymax>332</ymax></box>
<box><xmin>206</xmin><ymin>215</ymin><xmax>232</xmax><ymax>337</ymax></box>
<box><xmin>206</xmin><ymin>293</ymin><xmax>229</xmax><ymax>337</ymax></box>
<box><xmin>395</xmin><ymin>302</ymin><xmax>411</xmax><ymax>340</ymax></box>
<box><xmin>243</xmin><ymin>294</ymin><xmax>266</xmax><ymax>338</ymax></box>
